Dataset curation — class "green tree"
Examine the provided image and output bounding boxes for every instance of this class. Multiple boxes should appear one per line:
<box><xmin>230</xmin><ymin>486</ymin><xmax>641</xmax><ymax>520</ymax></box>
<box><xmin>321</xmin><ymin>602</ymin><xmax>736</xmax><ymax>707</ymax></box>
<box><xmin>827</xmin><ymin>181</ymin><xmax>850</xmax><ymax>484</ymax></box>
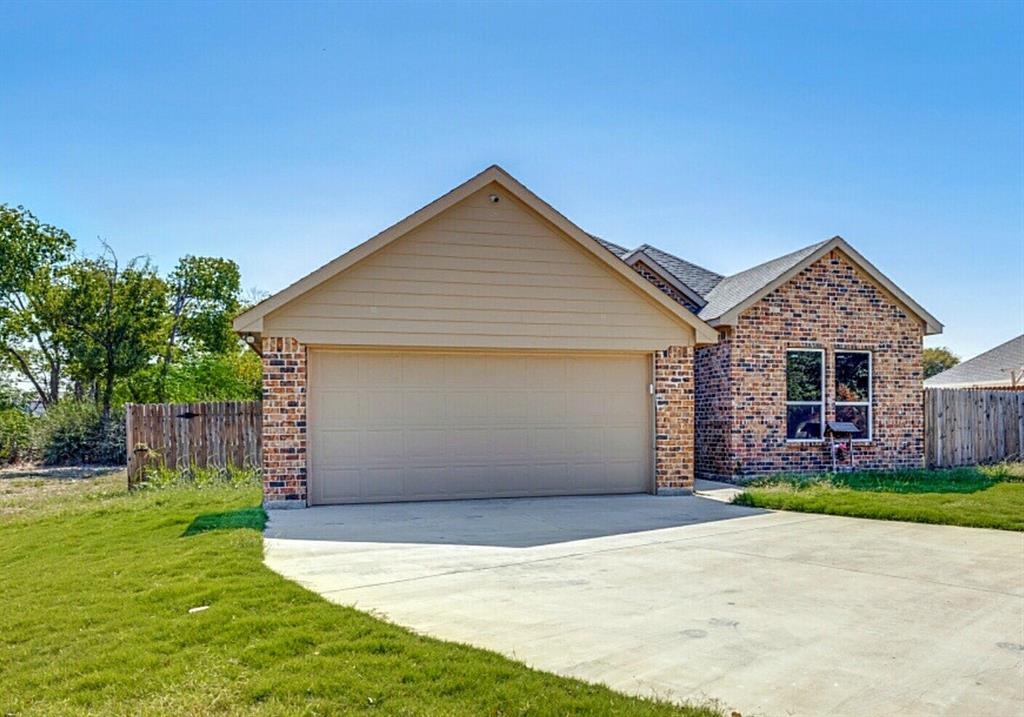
<box><xmin>0</xmin><ymin>205</ymin><xmax>74</xmax><ymax>406</ymax></box>
<box><xmin>786</xmin><ymin>351</ymin><xmax>823</xmax><ymax>400</ymax></box>
<box><xmin>163</xmin><ymin>349</ymin><xmax>261</xmax><ymax>402</ymax></box>
<box><xmin>156</xmin><ymin>256</ymin><xmax>241</xmax><ymax>401</ymax></box>
<box><xmin>0</xmin><ymin>370</ymin><xmax>29</xmax><ymax>411</ymax></box>
<box><xmin>923</xmin><ymin>347</ymin><xmax>959</xmax><ymax>379</ymax></box>
<box><xmin>60</xmin><ymin>247</ymin><xmax>167</xmax><ymax>421</ymax></box>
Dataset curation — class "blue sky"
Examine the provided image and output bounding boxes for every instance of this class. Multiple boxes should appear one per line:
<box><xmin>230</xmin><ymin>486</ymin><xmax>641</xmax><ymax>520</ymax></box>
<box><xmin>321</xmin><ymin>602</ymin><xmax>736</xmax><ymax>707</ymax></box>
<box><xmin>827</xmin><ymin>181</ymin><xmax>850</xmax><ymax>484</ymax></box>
<box><xmin>2</xmin><ymin>1</ymin><xmax>1021</xmax><ymax>358</ymax></box>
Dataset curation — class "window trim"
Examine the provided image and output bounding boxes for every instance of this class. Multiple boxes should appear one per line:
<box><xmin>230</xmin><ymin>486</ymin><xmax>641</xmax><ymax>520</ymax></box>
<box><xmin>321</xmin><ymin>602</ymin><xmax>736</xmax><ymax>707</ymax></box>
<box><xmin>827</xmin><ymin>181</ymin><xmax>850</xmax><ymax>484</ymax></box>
<box><xmin>835</xmin><ymin>349</ymin><xmax>872</xmax><ymax>442</ymax></box>
<box><xmin>785</xmin><ymin>348</ymin><xmax>825</xmax><ymax>443</ymax></box>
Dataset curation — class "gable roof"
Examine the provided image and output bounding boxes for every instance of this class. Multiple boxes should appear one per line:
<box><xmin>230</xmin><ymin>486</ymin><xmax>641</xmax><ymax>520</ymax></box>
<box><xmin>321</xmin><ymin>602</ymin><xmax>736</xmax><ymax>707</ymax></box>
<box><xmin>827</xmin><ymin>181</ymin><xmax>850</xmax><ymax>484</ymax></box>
<box><xmin>697</xmin><ymin>239</ymin><xmax>831</xmax><ymax>322</ymax></box>
<box><xmin>625</xmin><ymin>244</ymin><xmax>724</xmax><ymax>298</ymax></box>
<box><xmin>924</xmin><ymin>335</ymin><xmax>1024</xmax><ymax>388</ymax></box>
<box><xmin>590</xmin><ymin>235</ymin><xmax>630</xmax><ymax>257</ymax></box>
<box><xmin>234</xmin><ymin>166</ymin><xmax>720</xmax><ymax>344</ymax></box>
<box><xmin>694</xmin><ymin>236</ymin><xmax>942</xmax><ymax>334</ymax></box>
<box><xmin>619</xmin><ymin>246</ymin><xmax>711</xmax><ymax>309</ymax></box>
<box><xmin>602</xmin><ymin>235</ymin><xmax>941</xmax><ymax>335</ymax></box>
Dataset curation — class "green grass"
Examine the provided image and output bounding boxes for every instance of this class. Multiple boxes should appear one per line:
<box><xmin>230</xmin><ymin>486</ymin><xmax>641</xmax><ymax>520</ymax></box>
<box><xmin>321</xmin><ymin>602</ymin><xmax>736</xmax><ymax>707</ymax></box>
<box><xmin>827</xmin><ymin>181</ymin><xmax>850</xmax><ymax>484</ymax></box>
<box><xmin>734</xmin><ymin>463</ymin><xmax>1024</xmax><ymax>531</ymax></box>
<box><xmin>0</xmin><ymin>477</ymin><xmax>721</xmax><ymax>717</ymax></box>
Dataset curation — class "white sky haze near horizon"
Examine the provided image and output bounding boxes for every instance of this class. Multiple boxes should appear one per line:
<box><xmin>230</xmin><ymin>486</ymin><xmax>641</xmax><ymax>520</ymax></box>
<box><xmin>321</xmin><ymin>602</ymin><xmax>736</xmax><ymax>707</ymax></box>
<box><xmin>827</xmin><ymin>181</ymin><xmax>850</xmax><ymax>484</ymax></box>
<box><xmin>2</xmin><ymin>1</ymin><xmax>1022</xmax><ymax>360</ymax></box>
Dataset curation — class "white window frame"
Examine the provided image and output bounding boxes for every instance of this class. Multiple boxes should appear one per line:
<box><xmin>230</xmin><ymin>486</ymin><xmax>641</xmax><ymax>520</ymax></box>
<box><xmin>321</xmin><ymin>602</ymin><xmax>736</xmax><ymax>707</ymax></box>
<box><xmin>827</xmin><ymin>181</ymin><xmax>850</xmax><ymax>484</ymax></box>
<box><xmin>835</xmin><ymin>349</ymin><xmax>872</xmax><ymax>442</ymax></box>
<box><xmin>785</xmin><ymin>348</ymin><xmax>825</xmax><ymax>443</ymax></box>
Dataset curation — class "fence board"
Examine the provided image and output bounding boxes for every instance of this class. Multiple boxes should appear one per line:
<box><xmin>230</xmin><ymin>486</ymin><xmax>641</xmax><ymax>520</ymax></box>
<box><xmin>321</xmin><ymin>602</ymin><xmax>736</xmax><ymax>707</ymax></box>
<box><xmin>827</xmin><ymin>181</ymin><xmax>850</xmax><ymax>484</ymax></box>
<box><xmin>125</xmin><ymin>401</ymin><xmax>262</xmax><ymax>486</ymax></box>
<box><xmin>925</xmin><ymin>389</ymin><xmax>1023</xmax><ymax>468</ymax></box>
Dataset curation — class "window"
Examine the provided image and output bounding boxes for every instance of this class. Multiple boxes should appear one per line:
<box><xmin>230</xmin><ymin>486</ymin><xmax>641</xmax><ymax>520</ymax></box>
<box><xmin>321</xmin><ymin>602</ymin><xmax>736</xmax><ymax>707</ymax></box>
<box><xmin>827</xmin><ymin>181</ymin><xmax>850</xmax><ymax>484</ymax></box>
<box><xmin>835</xmin><ymin>350</ymin><xmax>872</xmax><ymax>441</ymax></box>
<box><xmin>786</xmin><ymin>349</ymin><xmax>824</xmax><ymax>440</ymax></box>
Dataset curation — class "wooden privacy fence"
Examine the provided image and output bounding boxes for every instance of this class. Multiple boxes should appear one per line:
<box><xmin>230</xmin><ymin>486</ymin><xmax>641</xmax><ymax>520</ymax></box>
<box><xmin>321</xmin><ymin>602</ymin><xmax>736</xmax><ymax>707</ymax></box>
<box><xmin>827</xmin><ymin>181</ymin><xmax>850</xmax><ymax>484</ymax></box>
<box><xmin>125</xmin><ymin>401</ymin><xmax>262</xmax><ymax>485</ymax></box>
<box><xmin>924</xmin><ymin>389</ymin><xmax>1024</xmax><ymax>468</ymax></box>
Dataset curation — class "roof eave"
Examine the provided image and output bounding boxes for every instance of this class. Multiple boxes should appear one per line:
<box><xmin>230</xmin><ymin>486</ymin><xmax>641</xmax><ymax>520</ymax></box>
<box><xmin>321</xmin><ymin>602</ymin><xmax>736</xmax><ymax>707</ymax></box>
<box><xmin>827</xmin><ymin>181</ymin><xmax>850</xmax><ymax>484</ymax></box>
<box><xmin>232</xmin><ymin>166</ymin><xmax>508</xmax><ymax>330</ymax></box>
<box><xmin>832</xmin><ymin>238</ymin><xmax>944</xmax><ymax>335</ymax></box>
<box><xmin>622</xmin><ymin>250</ymin><xmax>709</xmax><ymax>309</ymax></box>
<box><xmin>234</xmin><ymin>165</ymin><xmax>720</xmax><ymax>346</ymax></box>
<box><xmin>925</xmin><ymin>380</ymin><xmax>1015</xmax><ymax>389</ymax></box>
<box><xmin>232</xmin><ymin>314</ymin><xmax>263</xmax><ymax>333</ymax></box>
<box><xmin>488</xmin><ymin>168</ymin><xmax>719</xmax><ymax>345</ymax></box>
<box><xmin>706</xmin><ymin>237</ymin><xmax>943</xmax><ymax>335</ymax></box>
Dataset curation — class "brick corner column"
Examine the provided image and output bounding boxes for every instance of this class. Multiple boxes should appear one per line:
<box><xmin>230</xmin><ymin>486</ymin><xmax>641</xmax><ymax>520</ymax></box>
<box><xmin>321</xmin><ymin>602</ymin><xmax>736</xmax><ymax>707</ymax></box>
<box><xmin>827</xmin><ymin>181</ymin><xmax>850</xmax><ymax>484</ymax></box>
<box><xmin>261</xmin><ymin>337</ymin><xmax>307</xmax><ymax>509</ymax></box>
<box><xmin>654</xmin><ymin>345</ymin><xmax>695</xmax><ymax>494</ymax></box>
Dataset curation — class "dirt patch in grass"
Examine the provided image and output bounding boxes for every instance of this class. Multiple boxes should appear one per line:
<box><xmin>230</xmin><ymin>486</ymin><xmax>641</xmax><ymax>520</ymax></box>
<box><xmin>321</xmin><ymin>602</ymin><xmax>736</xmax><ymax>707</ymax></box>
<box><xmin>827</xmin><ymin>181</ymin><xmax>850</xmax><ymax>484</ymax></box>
<box><xmin>0</xmin><ymin>465</ymin><xmax>126</xmax><ymax>520</ymax></box>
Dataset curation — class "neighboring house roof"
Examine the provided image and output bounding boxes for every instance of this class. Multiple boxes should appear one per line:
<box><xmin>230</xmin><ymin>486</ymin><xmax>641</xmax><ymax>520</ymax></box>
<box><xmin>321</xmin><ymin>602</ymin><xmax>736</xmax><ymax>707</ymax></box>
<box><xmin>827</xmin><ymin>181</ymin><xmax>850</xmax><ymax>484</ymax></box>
<box><xmin>924</xmin><ymin>335</ymin><xmax>1024</xmax><ymax>388</ymax></box>
<box><xmin>234</xmin><ymin>165</ymin><xmax>719</xmax><ymax>344</ymax></box>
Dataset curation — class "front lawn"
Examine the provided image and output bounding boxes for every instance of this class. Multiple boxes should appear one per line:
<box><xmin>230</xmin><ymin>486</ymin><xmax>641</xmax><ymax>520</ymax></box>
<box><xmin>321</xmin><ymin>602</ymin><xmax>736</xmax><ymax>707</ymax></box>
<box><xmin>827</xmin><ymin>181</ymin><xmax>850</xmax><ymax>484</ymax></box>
<box><xmin>733</xmin><ymin>463</ymin><xmax>1024</xmax><ymax>531</ymax></box>
<box><xmin>0</xmin><ymin>475</ymin><xmax>720</xmax><ymax>717</ymax></box>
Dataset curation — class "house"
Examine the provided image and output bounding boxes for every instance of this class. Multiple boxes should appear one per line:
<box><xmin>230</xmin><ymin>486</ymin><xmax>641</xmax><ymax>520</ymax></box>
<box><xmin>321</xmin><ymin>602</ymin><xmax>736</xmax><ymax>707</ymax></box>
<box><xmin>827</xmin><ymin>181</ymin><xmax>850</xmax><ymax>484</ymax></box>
<box><xmin>609</xmin><ymin>236</ymin><xmax>942</xmax><ymax>480</ymax></box>
<box><xmin>235</xmin><ymin>166</ymin><xmax>941</xmax><ymax>507</ymax></box>
<box><xmin>924</xmin><ymin>335</ymin><xmax>1024</xmax><ymax>389</ymax></box>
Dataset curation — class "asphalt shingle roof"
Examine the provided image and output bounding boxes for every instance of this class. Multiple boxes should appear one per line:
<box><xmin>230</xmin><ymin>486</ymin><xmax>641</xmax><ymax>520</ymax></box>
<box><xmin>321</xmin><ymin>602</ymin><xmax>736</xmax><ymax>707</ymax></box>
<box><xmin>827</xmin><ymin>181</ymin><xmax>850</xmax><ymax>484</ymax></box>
<box><xmin>634</xmin><ymin>245</ymin><xmax>724</xmax><ymax>298</ymax></box>
<box><xmin>588</xmin><ymin>234</ymin><xmax>630</xmax><ymax>257</ymax></box>
<box><xmin>585</xmin><ymin>235</ymin><xmax>852</xmax><ymax>325</ymax></box>
<box><xmin>696</xmin><ymin>240</ymin><xmax>831</xmax><ymax>321</ymax></box>
<box><xmin>924</xmin><ymin>335</ymin><xmax>1024</xmax><ymax>388</ymax></box>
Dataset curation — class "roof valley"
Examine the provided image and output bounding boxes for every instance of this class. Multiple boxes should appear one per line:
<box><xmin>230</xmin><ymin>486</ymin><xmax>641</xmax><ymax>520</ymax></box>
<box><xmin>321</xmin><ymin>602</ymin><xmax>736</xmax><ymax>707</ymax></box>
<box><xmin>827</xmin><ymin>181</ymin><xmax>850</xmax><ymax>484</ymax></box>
<box><xmin>592</xmin><ymin>235</ymin><xmax>831</xmax><ymax>321</ymax></box>
<box><xmin>590</xmin><ymin>235</ymin><xmax>939</xmax><ymax>334</ymax></box>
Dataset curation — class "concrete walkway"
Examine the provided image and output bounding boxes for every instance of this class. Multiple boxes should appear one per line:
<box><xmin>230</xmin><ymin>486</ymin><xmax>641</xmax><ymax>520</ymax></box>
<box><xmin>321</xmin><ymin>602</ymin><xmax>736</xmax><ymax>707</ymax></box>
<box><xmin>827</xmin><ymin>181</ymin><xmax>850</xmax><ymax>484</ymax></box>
<box><xmin>693</xmin><ymin>478</ymin><xmax>746</xmax><ymax>503</ymax></box>
<box><xmin>264</xmin><ymin>495</ymin><xmax>1024</xmax><ymax>717</ymax></box>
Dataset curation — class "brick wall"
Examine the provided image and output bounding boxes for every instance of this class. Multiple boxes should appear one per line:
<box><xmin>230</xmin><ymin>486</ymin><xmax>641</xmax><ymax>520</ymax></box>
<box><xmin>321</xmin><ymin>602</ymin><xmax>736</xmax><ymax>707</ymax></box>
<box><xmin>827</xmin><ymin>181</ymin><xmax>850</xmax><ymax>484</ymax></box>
<box><xmin>654</xmin><ymin>345</ymin><xmax>695</xmax><ymax>491</ymax></box>
<box><xmin>694</xmin><ymin>329</ymin><xmax>734</xmax><ymax>478</ymax></box>
<box><xmin>262</xmin><ymin>337</ymin><xmax>308</xmax><ymax>506</ymax></box>
<box><xmin>695</xmin><ymin>250</ymin><xmax>925</xmax><ymax>479</ymax></box>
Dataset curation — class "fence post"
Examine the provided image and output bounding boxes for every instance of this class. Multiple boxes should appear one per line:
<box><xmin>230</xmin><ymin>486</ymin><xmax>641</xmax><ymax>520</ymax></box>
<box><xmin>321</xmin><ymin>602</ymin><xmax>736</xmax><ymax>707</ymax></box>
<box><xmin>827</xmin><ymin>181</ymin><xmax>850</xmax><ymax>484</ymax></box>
<box><xmin>125</xmin><ymin>403</ymin><xmax>134</xmax><ymax>489</ymax></box>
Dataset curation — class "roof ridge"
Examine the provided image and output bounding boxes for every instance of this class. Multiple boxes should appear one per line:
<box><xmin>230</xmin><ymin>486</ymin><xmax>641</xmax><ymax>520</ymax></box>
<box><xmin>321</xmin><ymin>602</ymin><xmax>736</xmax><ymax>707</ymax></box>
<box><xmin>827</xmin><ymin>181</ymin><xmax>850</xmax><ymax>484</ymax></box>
<box><xmin>696</xmin><ymin>238</ymin><xmax>837</xmax><ymax>323</ymax></box>
<box><xmin>984</xmin><ymin>333</ymin><xmax>1024</xmax><ymax>354</ymax></box>
<box><xmin>630</xmin><ymin>244</ymin><xmax>726</xmax><ymax>298</ymax></box>
<box><xmin>719</xmin><ymin>238</ymin><xmax>832</xmax><ymax>282</ymax></box>
<box><xmin>643</xmin><ymin>245</ymin><xmax>724</xmax><ymax>279</ymax></box>
<box><xmin>925</xmin><ymin>333</ymin><xmax>1023</xmax><ymax>386</ymax></box>
<box><xmin>588</xmin><ymin>234</ymin><xmax>631</xmax><ymax>257</ymax></box>
<box><xmin>236</xmin><ymin>165</ymin><xmax>719</xmax><ymax>344</ymax></box>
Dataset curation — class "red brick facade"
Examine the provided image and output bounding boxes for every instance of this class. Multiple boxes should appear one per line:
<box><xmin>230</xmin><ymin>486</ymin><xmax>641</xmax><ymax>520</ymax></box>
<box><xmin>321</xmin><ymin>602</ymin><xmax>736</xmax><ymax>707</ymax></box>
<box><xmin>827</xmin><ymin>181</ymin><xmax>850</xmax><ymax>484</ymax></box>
<box><xmin>262</xmin><ymin>337</ymin><xmax>307</xmax><ymax>506</ymax></box>
<box><xmin>654</xmin><ymin>346</ymin><xmax>696</xmax><ymax>492</ymax></box>
<box><xmin>694</xmin><ymin>329</ymin><xmax>735</xmax><ymax>478</ymax></box>
<box><xmin>693</xmin><ymin>250</ymin><xmax>925</xmax><ymax>480</ymax></box>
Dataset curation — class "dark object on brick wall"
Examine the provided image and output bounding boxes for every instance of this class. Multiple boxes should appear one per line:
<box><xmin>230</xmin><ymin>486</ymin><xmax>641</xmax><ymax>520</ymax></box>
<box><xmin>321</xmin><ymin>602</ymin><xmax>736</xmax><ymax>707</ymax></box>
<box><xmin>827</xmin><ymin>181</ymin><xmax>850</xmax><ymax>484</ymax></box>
<box><xmin>826</xmin><ymin>421</ymin><xmax>860</xmax><ymax>472</ymax></box>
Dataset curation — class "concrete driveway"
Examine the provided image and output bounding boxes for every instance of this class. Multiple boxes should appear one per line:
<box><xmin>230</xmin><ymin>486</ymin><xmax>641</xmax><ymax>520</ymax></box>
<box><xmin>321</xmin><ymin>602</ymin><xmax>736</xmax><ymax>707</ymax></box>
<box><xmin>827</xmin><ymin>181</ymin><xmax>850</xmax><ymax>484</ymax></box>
<box><xmin>264</xmin><ymin>491</ymin><xmax>1024</xmax><ymax>717</ymax></box>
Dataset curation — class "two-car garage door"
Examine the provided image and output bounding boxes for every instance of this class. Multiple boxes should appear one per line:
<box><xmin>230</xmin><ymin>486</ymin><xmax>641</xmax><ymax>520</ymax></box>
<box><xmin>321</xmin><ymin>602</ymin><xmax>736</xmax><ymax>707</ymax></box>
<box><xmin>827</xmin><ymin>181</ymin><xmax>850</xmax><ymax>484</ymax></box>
<box><xmin>307</xmin><ymin>350</ymin><xmax>652</xmax><ymax>505</ymax></box>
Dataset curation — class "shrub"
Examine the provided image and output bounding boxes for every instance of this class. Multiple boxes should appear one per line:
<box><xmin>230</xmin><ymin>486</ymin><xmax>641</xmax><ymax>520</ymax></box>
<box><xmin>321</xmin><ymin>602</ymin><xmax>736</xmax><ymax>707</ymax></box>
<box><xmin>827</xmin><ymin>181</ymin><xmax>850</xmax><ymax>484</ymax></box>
<box><xmin>32</xmin><ymin>401</ymin><xmax>125</xmax><ymax>466</ymax></box>
<box><xmin>0</xmin><ymin>409</ymin><xmax>35</xmax><ymax>464</ymax></box>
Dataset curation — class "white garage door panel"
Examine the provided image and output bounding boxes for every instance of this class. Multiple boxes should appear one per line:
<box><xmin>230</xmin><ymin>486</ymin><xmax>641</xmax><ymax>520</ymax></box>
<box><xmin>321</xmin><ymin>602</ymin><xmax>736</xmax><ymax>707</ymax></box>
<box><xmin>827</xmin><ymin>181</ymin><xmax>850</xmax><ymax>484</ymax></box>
<box><xmin>308</xmin><ymin>351</ymin><xmax>652</xmax><ymax>504</ymax></box>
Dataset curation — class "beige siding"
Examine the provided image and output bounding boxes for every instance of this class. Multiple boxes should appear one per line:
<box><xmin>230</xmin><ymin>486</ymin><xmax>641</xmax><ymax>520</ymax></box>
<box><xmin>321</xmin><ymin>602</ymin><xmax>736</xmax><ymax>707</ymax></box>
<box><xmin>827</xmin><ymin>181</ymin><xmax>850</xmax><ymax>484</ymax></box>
<box><xmin>264</xmin><ymin>186</ymin><xmax>694</xmax><ymax>351</ymax></box>
<box><xmin>308</xmin><ymin>350</ymin><xmax>652</xmax><ymax>504</ymax></box>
